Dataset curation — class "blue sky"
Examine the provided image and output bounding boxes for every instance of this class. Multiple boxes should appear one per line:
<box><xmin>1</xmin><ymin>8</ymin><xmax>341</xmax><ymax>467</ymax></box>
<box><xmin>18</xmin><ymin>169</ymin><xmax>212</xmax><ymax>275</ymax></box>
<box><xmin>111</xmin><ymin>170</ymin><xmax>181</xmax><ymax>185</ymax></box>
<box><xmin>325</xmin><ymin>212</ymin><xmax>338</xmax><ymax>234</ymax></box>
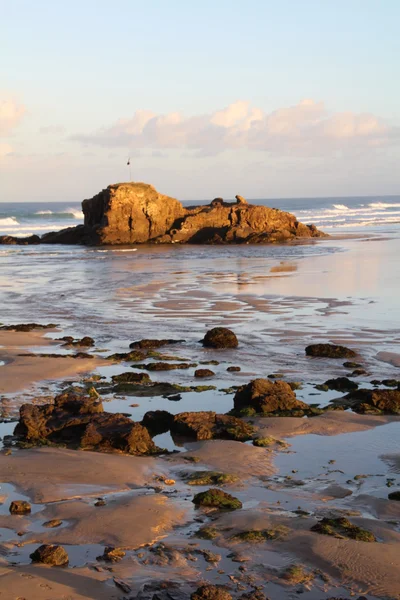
<box><xmin>1</xmin><ymin>0</ymin><xmax>400</xmax><ymax>201</ymax></box>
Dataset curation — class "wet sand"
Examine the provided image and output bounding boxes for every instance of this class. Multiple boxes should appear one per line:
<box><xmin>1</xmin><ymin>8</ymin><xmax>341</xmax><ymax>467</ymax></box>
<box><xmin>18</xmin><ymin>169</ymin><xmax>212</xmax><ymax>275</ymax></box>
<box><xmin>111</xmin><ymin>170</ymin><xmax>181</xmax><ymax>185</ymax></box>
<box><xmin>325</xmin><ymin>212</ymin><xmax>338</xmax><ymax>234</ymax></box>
<box><xmin>1</xmin><ymin>231</ymin><xmax>400</xmax><ymax>599</ymax></box>
<box><xmin>0</xmin><ymin>330</ymin><xmax>107</xmax><ymax>394</ymax></box>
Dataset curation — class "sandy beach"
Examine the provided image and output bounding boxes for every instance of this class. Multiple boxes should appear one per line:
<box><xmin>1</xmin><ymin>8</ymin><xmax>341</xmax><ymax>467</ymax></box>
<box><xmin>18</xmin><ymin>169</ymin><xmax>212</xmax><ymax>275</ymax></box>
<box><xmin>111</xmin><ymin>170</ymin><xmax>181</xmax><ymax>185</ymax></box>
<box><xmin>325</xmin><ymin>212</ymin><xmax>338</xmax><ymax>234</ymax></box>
<box><xmin>0</xmin><ymin>228</ymin><xmax>399</xmax><ymax>600</ymax></box>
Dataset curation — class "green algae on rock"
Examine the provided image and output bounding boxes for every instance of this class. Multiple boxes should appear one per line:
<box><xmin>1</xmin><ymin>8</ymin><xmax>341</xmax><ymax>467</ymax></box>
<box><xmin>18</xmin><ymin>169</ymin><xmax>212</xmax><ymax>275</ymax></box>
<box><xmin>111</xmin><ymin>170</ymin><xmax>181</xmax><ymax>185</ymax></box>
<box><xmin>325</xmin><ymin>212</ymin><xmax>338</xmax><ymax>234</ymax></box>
<box><xmin>185</xmin><ymin>471</ymin><xmax>239</xmax><ymax>486</ymax></box>
<box><xmin>192</xmin><ymin>488</ymin><xmax>242</xmax><ymax>510</ymax></box>
<box><xmin>305</xmin><ymin>344</ymin><xmax>356</xmax><ymax>359</ymax></box>
<box><xmin>311</xmin><ymin>517</ymin><xmax>376</xmax><ymax>542</ymax></box>
<box><xmin>232</xmin><ymin>525</ymin><xmax>289</xmax><ymax>542</ymax></box>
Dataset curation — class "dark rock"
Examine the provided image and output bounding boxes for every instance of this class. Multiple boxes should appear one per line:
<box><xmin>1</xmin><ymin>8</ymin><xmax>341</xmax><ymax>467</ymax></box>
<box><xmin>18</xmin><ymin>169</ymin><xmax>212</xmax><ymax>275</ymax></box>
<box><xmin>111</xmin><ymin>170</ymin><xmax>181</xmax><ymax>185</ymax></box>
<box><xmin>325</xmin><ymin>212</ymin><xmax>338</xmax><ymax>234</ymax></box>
<box><xmin>343</xmin><ymin>361</ymin><xmax>362</xmax><ymax>368</ymax></box>
<box><xmin>351</xmin><ymin>368</ymin><xmax>367</xmax><ymax>376</ymax></box>
<box><xmin>344</xmin><ymin>388</ymin><xmax>400</xmax><ymax>414</ymax></box>
<box><xmin>129</xmin><ymin>339</ymin><xmax>184</xmax><ymax>349</ymax></box>
<box><xmin>14</xmin><ymin>392</ymin><xmax>159</xmax><ymax>455</ymax></box>
<box><xmin>107</xmin><ymin>350</ymin><xmax>147</xmax><ymax>362</ymax></box>
<box><xmin>97</xmin><ymin>546</ymin><xmax>126</xmax><ymax>562</ymax></box>
<box><xmin>62</xmin><ymin>336</ymin><xmax>95</xmax><ymax>347</ymax></box>
<box><xmin>111</xmin><ymin>372</ymin><xmax>151</xmax><ymax>384</ymax></box>
<box><xmin>41</xmin><ymin>224</ymin><xmax>91</xmax><ymax>245</ymax></box>
<box><xmin>142</xmin><ymin>410</ymin><xmax>174</xmax><ymax>435</ymax></box>
<box><xmin>30</xmin><ymin>544</ymin><xmax>69</xmax><ymax>565</ymax></box>
<box><xmin>192</xmin><ymin>489</ymin><xmax>242</xmax><ymax>510</ymax></box>
<box><xmin>233</xmin><ymin>379</ymin><xmax>308</xmax><ymax>414</ymax></box>
<box><xmin>95</xmin><ymin>498</ymin><xmax>106</xmax><ymax>507</ymax></box>
<box><xmin>388</xmin><ymin>491</ymin><xmax>400</xmax><ymax>501</ymax></box>
<box><xmin>194</xmin><ymin>369</ymin><xmax>215</xmax><ymax>378</ymax></box>
<box><xmin>305</xmin><ymin>344</ymin><xmax>356</xmax><ymax>358</ymax></box>
<box><xmin>0</xmin><ymin>234</ymin><xmax>41</xmax><ymax>245</ymax></box>
<box><xmin>382</xmin><ymin>379</ymin><xmax>399</xmax><ymax>388</ymax></box>
<box><xmin>227</xmin><ymin>366</ymin><xmax>241</xmax><ymax>372</ymax></box>
<box><xmin>134</xmin><ymin>362</ymin><xmax>197</xmax><ymax>371</ymax></box>
<box><xmin>202</xmin><ymin>327</ymin><xmax>238</xmax><ymax>349</ymax></box>
<box><xmin>171</xmin><ymin>411</ymin><xmax>253</xmax><ymax>441</ymax></box>
<box><xmin>191</xmin><ymin>586</ymin><xmax>232</xmax><ymax>600</ymax></box>
<box><xmin>0</xmin><ymin>323</ymin><xmax>57</xmax><ymax>332</ymax></box>
<box><xmin>324</xmin><ymin>377</ymin><xmax>358</xmax><ymax>392</ymax></box>
<box><xmin>9</xmin><ymin>500</ymin><xmax>31</xmax><ymax>514</ymax></box>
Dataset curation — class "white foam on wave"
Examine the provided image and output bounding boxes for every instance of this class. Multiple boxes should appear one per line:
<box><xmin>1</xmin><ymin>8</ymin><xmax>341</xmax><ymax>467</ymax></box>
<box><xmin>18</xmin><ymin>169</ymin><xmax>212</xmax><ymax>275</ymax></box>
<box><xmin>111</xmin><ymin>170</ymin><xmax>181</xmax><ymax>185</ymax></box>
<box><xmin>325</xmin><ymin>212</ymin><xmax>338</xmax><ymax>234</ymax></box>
<box><xmin>0</xmin><ymin>217</ymin><xmax>19</xmax><ymax>226</ymax></box>
<box><xmin>35</xmin><ymin>210</ymin><xmax>53</xmax><ymax>215</ymax></box>
<box><xmin>368</xmin><ymin>202</ymin><xmax>400</xmax><ymax>209</ymax></box>
<box><xmin>67</xmin><ymin>208</ymin><xmax>84</xmax><ymax>219</ymax></box>
<box><xmin>332</xmin><ymin>204</ymin><xmax>349</xmax><ymax>211</ymax></box>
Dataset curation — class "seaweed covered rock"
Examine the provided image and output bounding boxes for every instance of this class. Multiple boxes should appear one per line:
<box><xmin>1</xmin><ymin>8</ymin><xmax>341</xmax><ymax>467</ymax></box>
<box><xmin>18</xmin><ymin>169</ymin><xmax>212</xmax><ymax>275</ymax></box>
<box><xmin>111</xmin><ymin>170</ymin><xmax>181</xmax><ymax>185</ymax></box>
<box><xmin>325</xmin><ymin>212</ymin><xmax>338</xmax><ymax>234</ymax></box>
<box><xmin>344</xmin><ymin>388</ymin><xmax>400</xmax><ymax>414</ymax></box>
<box><xmin>233</xmin><ymin>379</ymin><xmax>308</xmax><ymax>415</ymax></box>
<box><xmin>15</xmin><ymin>392</ymin><xmax>158</xmax><ymax>455</ymax></box>
<box><xmin>30</xmin><ymin>544</ymin><xmax>69</xmax><ymax>566</ymax></box>
<box><xmin>311</xmin><ymin>517</ymin><xmax>376</xmax><ymax>542</ymax></box>
<box><xmin>171</xmin><ymin>411</ymin><xmax>253</xmax><ymax>441</ymax></box>
<box><xmin>324</xmin><ymin>377</ymin><xmax>358</xmax><ymax>392</ymax></box>
<box><xmin>111</xmin><ymin>372</ymin><xmax>151</xmax><ymax>384</ymax></box>
<box><xmin>129</xmin><ymin>338</ymin><xmax>184</xmax><ymax>349</ymax></box>
<box><xmin>202</xmin><ymin>327</ymin><xmax>238</xmax><ymax>349</ymax></box>
<box><xmin>305</xmin><ymin>344</ymin><xmax>356</xmax><ymax>359</ymax></box>
<box><xmin>0</xmin><ymin>322</ymin><xmax>57</xmax><ymax>331</ymax></box>
<box><xmin>192</xmin><ymin>488</ymin><xmax>242</xmax><ymax>510</ymax></box>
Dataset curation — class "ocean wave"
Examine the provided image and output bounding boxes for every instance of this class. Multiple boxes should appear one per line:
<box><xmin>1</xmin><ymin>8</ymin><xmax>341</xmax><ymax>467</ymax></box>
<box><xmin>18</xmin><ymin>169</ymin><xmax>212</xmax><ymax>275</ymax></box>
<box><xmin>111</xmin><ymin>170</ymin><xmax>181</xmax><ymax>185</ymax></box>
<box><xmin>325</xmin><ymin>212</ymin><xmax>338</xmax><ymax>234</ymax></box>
<box><xmin>368</xmin><ymin>202</ymin><xmax>400</xmax><ymax>209</ymax></box>
<box><xmin>34</xmin><ymin>208</ymin><xmax>83</xmax><ymax>219</ymax></box>
<box><xmin>0</xmin><ymin>217</ymin><xmax>19</xmax><ymax>226</ymax></box>
<box><xmin>332</xmin><ymin>204</ymin><xmax>349</xmax><ymax>211</ymax></box>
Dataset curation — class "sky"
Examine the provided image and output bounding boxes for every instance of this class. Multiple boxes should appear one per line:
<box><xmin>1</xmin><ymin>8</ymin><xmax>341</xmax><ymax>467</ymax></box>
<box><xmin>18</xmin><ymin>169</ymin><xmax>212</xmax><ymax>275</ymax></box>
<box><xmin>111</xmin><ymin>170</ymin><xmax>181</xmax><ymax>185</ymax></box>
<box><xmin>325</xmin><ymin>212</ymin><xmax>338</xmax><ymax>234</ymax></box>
<box><xmin>1</xmin><ymin>0</ymin><xmax>400</xmax><ymax>202</ymax></box>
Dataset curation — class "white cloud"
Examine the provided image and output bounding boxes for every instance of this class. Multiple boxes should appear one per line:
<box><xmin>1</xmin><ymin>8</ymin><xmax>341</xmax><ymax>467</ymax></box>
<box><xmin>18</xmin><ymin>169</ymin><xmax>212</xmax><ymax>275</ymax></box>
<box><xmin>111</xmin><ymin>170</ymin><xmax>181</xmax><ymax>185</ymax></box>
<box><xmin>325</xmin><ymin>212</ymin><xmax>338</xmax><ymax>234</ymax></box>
<box><xmin>0</xmin><ymin>96</ymin><xmax>25</xmax><ymax>137</ymax></box>
<box><xmin>71</xmin><ymin>99</ymin><xmax>399</xmax><ymax>157</ymax></box>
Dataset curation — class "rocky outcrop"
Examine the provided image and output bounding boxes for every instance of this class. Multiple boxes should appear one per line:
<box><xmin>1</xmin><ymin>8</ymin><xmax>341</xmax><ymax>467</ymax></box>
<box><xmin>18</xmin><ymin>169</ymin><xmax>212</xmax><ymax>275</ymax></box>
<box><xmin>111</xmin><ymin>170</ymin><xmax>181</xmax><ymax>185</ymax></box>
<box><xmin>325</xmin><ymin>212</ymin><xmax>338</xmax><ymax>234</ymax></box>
<box><xmin>12</xmin><ymin>182</ymin><xmax>326</xmax><ymax>246</ymax></box>
<box><xmin>14</xmin><ymin>392</ymin><xmax>159</xmax><ymax>455</ymax></box>
<box><xmin>171</xmin><ymin>411</ymin><xmax>254</xmax><ymax>441</ymax></box>
<box><xmin>233</xmin><ymin>378</ymin><xmax>309</xmax><ymax>414</ymax></box>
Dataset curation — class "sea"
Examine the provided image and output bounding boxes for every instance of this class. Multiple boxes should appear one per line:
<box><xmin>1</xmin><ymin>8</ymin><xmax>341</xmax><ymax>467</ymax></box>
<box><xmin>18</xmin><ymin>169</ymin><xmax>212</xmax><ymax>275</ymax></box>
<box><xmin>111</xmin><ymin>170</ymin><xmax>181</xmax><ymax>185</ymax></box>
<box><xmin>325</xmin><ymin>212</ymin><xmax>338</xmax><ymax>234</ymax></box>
<box><xmin>0</xmin><ymin>194</ymin><xmax>399</xmax><ymax>386</ymax></box>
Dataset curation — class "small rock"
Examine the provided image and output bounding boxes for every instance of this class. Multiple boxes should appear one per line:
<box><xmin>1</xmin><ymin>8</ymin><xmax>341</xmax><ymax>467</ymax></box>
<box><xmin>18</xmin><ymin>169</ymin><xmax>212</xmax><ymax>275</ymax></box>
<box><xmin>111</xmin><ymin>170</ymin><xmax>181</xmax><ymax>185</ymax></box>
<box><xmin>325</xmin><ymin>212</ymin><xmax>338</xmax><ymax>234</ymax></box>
<box><xmin>98</xmin><ymin>546</ymin><xmax>126</xmax><ymax>562</ymax></box>
<box><xmin>30</xmin><ymin>544</ymin><xmax>69</xmax><ymax>566</ymax></box>
<box><xmin>95</xmin><ymin>498</ymin><xmax>106</xmax><ymax>507</ymax></box>
<box><xmin>191</xmin><ymin>585</ymin><xmax>232</xmax><ymax>600</ymax></box>
<box><xmin>42</xmin><ymin>519</ymin><xmax>63</xmax><ymax>528</ymax></box>
<box><xmin>192</xmin><ymin>488</ymin><xmax>242</xmax><ymax>510</ymax></box>
<box><xmin>9</xmin><ymin>500</ymin><xmax>31</xmax><ymax>515</ymax></box>
<box><xmin>195</xmin><ymin>369</ymin><xmax>215</xmax><ymax>378</ymax></box>
<box><xmin>305</xmin><ymin>344</ymin><xmax>356</xmax><ymax>359</ymax></box>
<box><xmin>227</xmin><ymin>366</ymin><xmax>241</xmax><ymax>372</ymax></box>
<box><xmin>388</xmin><ymin>491</ymin><xmax>400</xmax><ymax>501</ymax></box>
<box><xmin>202</xmin><ymin>327</ymin><xmax>238</xmax><ymax>349</ymax></box>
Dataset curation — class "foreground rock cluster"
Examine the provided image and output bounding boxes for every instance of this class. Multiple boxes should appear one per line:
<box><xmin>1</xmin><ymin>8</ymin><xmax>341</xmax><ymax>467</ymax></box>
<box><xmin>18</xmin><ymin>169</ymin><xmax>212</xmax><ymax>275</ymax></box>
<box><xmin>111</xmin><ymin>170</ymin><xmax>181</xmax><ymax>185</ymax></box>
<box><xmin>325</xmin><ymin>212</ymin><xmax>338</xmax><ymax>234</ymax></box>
<box><xmin>1</xmin><ymin>182</ymin><xmax>326</xmax><ymax>246</ymax></box>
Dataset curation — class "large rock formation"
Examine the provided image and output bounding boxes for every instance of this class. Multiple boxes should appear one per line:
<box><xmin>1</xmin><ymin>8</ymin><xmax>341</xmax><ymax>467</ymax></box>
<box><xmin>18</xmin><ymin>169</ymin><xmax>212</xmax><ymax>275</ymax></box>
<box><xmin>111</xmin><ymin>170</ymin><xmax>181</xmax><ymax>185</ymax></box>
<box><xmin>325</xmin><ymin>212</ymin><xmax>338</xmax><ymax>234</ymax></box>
<box><xmin>3</xmin><ymin>182</ymin><xmax>327</xmax><ymax>245</ymax></box>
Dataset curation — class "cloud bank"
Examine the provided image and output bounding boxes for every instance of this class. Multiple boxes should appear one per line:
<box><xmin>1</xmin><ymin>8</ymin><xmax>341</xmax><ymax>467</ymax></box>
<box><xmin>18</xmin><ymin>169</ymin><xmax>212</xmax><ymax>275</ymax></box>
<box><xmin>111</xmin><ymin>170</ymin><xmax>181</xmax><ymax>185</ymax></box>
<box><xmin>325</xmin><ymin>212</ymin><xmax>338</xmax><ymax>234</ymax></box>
<box><xmin>72</xmin><ymin>99</ymin><xmax>399</xmax><ymax>156</ymax></box>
